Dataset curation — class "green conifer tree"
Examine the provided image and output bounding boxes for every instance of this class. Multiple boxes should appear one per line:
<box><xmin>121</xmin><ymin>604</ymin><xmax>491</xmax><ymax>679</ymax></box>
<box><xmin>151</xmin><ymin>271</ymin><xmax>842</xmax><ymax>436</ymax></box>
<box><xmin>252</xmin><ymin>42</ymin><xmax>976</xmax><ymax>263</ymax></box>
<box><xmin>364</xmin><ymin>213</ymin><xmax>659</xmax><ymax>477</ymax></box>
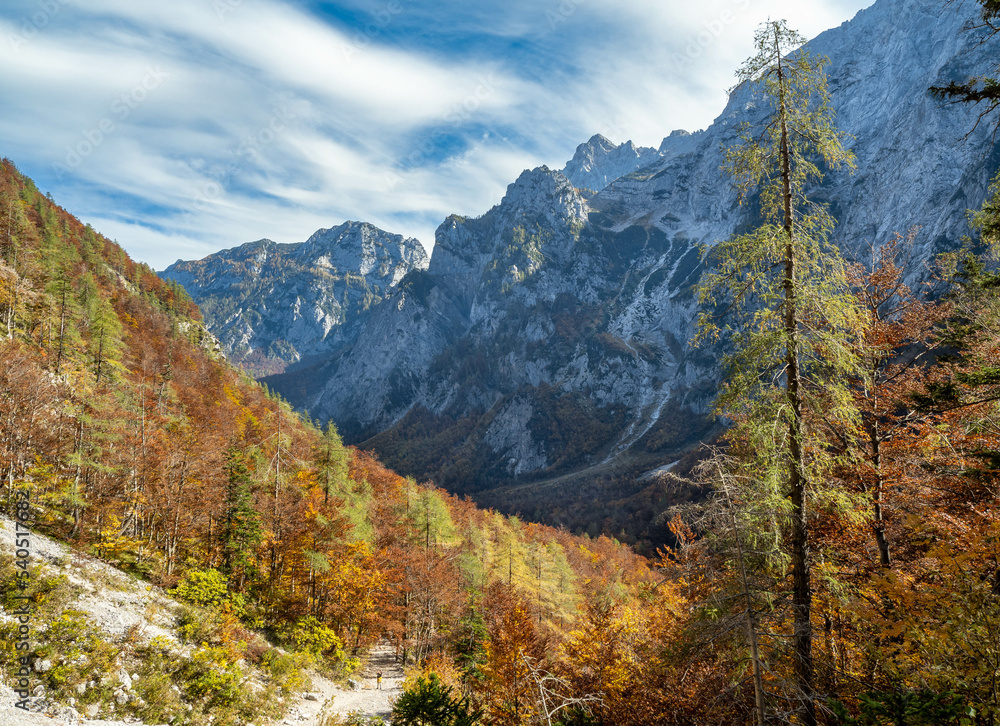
<box><xmin>46</xmin><ymin>264</ymin><xmax>82</xmax><ymax>374</ymax></box>
<box><xmin>696</xmin><ymin>20</ymin><xmax>861</xmax><ymax>726</ymax></box>
<box><xmin>221</xmin><ymin>447</ymin><xmax>263</xmax><ymax>590</ymax></box>
<box><xmin>317</xmin><ymin>422</ymin><xmax>349</xmax><ymax>505</ymax></box>
<box><xmin>88</xmin><ymin>296</ymin><xmax>123</xmax><ymax>385</ymax></box>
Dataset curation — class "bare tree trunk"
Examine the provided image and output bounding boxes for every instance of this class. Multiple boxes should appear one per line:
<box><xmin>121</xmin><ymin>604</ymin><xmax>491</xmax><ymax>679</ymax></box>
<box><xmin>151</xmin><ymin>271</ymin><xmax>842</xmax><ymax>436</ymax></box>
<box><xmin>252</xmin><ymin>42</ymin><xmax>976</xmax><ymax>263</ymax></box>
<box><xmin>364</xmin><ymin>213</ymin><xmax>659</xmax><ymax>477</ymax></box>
<box><xmin>870</xmin><ymin>415</ymin><xmax>891</xmax><ymax>567</ymax></box>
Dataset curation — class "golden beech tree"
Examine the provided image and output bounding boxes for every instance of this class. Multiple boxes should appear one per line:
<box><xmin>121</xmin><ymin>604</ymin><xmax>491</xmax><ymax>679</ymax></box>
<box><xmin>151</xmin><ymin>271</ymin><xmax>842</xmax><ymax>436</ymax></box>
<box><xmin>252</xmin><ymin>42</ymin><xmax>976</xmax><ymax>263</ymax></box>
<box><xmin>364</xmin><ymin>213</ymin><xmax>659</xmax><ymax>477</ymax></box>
<box><xmin>559</xmin><ymin>601</ymin><xmax>650</xmax><ymax>724</ymax></box>
<box><xmin>477</xmin><ymin>582</ymin><xmax>550</xmax><ymax>726</ymax></box>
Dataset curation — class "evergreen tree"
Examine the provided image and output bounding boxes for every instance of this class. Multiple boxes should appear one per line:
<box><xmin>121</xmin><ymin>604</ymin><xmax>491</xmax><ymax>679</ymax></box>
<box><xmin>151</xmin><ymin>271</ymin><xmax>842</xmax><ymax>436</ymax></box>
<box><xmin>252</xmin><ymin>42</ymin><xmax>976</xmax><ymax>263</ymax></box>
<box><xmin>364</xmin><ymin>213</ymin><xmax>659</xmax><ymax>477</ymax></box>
<box><xmin>88</xmin><ymin>296</ymin><xmax>123</xmax><ymax>385</ymax></box>
<box><xmin>221</xmin><ymin>446</ymin><xmax>263</xmax><ymax>590</ymax></box>
<box><xmin>696</xmin><ymin>20</ymin><xmax>860</xmax><ymax>725</ymax></box>
<box><xmin>317</xmin><ymin>421</ymin><xmax>349</xmax><ymax>505</ymax></box>
<box><xmin>46</xmin><ymin>263</ymin><xmax>82</xmax><ymax>374</ymax></box>
<box><xmin>392</xmin><ymin>673</ymin><xmax>481</xmax><ymax>726</ymax></box>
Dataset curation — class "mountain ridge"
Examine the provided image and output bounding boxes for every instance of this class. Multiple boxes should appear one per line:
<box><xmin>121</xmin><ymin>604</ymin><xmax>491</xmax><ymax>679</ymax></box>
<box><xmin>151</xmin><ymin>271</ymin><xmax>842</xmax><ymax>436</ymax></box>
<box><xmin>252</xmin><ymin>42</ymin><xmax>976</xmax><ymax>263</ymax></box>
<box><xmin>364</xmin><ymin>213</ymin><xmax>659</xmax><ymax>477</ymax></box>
<box><xmin>167</xmin><ymin>0</ymin><xmax>1000</xmax><ymax>539</ymax></box>
<box><xmin>161</xmin><ymin>220</ymin><xmax>429</xmax><ymax>376</ymax></box>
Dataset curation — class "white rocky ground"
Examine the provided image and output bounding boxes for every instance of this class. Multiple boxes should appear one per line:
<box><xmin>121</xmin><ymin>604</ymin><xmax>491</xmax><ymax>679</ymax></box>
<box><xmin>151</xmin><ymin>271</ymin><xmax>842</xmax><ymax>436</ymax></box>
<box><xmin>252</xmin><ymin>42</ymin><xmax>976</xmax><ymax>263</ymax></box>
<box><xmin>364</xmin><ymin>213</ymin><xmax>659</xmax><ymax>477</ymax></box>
<box><xmin>0</xmin><ymin>517</ymin><xmax>403</xmax><ymax>726</ymax></box>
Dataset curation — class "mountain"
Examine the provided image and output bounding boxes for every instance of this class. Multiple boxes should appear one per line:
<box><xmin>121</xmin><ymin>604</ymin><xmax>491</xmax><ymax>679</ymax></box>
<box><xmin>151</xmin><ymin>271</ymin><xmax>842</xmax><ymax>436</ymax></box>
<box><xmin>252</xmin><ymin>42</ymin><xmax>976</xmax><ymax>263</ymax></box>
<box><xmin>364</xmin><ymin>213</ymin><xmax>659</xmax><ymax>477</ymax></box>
<box><xmin>562</xmin><ymin>134</ymin><xmax>661</xmax><ymax>192</ymax></box>
<box><xmin>167</xmin><ymin>0</ymin><xmax>1000</xmax><ymax>540</ymax></box>
<box><xmin>161</xmin><ymin>221</ymin><xmax>428</xmax><ymax>376</ymax></box>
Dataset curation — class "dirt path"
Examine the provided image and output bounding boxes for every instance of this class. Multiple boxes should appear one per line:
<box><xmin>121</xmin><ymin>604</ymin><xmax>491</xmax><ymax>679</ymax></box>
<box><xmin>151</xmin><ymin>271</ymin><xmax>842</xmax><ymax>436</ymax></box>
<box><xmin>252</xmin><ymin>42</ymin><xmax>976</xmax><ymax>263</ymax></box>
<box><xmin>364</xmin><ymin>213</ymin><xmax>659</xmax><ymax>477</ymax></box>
<box><xmin>318</xmin><ymin>643</ymin><xmax>405</xmax><ymax>723</ymax></box>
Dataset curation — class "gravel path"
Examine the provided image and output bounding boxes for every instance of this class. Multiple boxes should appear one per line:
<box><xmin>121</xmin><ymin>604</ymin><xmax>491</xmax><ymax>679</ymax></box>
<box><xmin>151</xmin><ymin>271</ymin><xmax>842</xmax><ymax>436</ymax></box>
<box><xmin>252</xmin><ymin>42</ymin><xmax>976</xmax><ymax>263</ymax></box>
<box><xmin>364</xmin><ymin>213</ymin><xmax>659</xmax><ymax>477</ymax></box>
<box><xmin>319</xmin><ymin>643</ymin><xmax>404</xmax><ymax>722</ymax></box>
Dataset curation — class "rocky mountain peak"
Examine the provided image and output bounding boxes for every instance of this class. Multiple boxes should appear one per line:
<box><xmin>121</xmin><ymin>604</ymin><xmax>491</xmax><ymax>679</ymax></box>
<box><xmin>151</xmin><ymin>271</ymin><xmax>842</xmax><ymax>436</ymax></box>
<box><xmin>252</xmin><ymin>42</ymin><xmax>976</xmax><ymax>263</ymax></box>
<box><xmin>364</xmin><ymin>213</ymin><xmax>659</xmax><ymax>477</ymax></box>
<box><xmin>562</xmin><ymin>135</ymin><xmax>661</xmax><ymax>192</ymax></box>
<box><xmin>501</xmin><ymin>167</ymin><xmax>589</xmax><ymax>225</ymax></box>
<box><xmin>427</xmin><ymin>167</ymin><xmax>589</xmax><ymax>306</ymax></box>
<box><xmin>579</xmin><ymin>133</ymin><xmax>618</xmax><ymax>155</ymax></box>
<box><xmin>657</xmin><ymin>129</ymin><xmax>701</xmax><ymax>156</ymax></box>
<box><xmin>161</xmin><ymin>221</ymin><xmax>429</xmax><ymax>376</ymax></box>
<box><xmin>299</xmin><ymin>220</ymin><xmax>428</xmax><ymax>281</ymax></box>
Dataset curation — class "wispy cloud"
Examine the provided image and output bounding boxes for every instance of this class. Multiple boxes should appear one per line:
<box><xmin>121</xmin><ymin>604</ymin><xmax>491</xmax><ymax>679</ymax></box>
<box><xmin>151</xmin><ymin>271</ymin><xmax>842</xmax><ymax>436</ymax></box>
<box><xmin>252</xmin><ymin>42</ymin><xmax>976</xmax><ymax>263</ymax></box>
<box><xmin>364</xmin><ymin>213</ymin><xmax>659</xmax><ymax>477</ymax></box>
<box><xmin>0</xmin><ymin>0</ymin><xmax>873</xmax><ymax>269</ymax></box>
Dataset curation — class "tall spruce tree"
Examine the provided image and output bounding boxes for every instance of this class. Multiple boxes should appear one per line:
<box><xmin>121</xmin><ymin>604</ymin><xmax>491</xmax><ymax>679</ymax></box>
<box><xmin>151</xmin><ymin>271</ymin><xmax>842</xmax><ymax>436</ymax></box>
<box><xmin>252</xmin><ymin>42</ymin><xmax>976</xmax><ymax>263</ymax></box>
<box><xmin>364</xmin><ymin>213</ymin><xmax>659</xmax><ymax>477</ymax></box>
<box><xmin>47</xmin><ymin>263</ymin><xmax>82</xmax><ymax>375</ymax></box>
<box><xmin>696</xmin><ymin>20</ymin><xmax>861</xmax><ymax>725</ymax></box>
<box><xmin>221</xmin><ymin>446</ymin><xmax>263</xmax><ymax>590</ymax></box>
<box><xmin>88</xmin><ymin>296</ymin><xmax>123</xmax><ymax>385</ymax></box>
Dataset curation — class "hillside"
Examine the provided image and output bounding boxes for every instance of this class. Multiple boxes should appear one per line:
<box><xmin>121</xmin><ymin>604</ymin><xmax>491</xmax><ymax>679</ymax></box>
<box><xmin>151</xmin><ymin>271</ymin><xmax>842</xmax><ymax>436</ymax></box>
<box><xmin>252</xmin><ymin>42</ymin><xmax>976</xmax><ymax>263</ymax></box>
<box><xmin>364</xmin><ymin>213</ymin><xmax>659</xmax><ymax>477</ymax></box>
<box><xmin>0</xmin><ymin>514</ymin><xmax>351</xmax><ymax>726</ymax></box>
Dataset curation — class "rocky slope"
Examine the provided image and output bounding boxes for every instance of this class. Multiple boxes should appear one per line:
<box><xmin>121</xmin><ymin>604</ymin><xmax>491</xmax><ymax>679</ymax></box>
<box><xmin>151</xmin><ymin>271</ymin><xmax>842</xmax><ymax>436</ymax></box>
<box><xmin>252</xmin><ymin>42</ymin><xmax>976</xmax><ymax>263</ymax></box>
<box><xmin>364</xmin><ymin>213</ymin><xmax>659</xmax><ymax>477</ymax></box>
<box><xmin>161</xmin><ymin>221</ymin><xmax>428</xmax><ymax>376</ymax></box>
<box><xmin>171</xmin><ymin>0</ymin><xmax>1000</xmax><ymax>528</ymax></box>
<box><xmin>0</xmin><ymin>516</ymin><xmax>378</xmax><ymax>726</ymax></box>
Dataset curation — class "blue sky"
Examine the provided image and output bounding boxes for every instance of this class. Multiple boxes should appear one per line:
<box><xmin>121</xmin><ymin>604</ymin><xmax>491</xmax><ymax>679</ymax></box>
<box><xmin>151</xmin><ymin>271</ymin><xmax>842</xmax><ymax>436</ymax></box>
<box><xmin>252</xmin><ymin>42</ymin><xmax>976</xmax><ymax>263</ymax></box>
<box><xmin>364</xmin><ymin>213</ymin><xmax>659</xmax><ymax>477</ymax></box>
<box><xmin>0</xmin><ymin>0</ymin><xmax>874</xmax><ymax>269</ymax></box>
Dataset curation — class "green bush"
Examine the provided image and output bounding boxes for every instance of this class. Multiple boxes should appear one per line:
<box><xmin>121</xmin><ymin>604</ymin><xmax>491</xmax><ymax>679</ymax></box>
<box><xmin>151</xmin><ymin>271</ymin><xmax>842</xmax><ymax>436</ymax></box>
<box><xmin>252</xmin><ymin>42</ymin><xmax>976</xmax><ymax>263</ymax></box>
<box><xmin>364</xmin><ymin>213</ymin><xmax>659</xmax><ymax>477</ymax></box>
<box><xmin>172</xmin><ymin>569</ymin><xmax>255</xmax><ymax>621</ymax></box>
<box><xmin>183</xmin><ymin>646</ymin><xmax>243</xmax><ymax>708</ymax></box>
<box><xmin>261</xmin><ymin>648</ymin><xmax>311</xmax><ymax>695</ymax></box>
<box><xmin>177</xmin><ymin>603</ymin><xmax>227</xmax><ymax>644</ymax></box>
<box><xmin>285</xmin><ymin>615</ymin><xmax>343</xmax><ymax>658</ymax></box>
<box><xmin>392</xmin><ymin>673</ymin><xmax>480</xmax><ymax>726</ymax></box>
<box><xmin>829</xmin><ymin>691</ymin><xmax>969</xmax><ymax>725</ymax></box>
<box><xmin>172</xmin><ymin>568</ymin><xmax>228</xmax><ymax>607</ymax></box>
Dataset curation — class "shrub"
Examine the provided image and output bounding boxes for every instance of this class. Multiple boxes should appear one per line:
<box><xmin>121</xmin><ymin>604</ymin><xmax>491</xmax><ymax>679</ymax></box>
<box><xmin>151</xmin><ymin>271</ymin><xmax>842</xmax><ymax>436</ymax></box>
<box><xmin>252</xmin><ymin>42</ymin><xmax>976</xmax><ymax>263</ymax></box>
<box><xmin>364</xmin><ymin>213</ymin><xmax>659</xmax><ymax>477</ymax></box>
<box><xmin>177</xmin><ymin>603</ymin><xmax>226</xmax><ymax>644</ymax></box>
<box><xmin>829</xmin><ymin>691</ymin><xmax>968</xmax><ymax>725</ymax></box>
<box><xmin>172</xmin><ymin>568</ymin><xmax>228</xmax><ymax>607</ymax></box>
<box><xmin>286</xmin><ymin>615</ymin><xmax>343</xmax><ymax>658</ymax></box>
<box><xmin>182</xmin><ymin>646</ymin><xmax>243</xmax><ymax>708</ymax></box>
<box><xmin>261</xmin><ymin>648</ymin><xmax>311</xmax><ymax>695</ymax></box>
<box><xmin>392</xmin><ymin>673</ymin><xmax>480</xmax><ymax>726</ymax></box>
